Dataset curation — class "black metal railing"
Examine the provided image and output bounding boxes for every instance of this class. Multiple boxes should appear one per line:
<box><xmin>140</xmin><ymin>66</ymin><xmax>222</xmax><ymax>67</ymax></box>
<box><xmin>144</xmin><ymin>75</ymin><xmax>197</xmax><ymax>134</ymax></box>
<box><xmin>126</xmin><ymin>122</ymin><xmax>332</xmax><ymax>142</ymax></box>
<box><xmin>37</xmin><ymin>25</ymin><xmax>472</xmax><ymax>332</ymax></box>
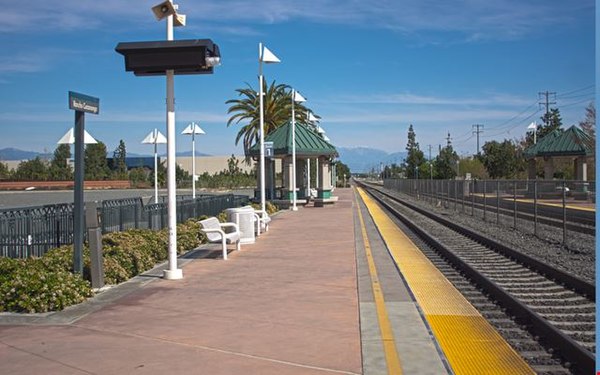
<box><xmin>0</xmin><ymin>194</ymin><xmax>249</xmax><ymax>258</ymax></box>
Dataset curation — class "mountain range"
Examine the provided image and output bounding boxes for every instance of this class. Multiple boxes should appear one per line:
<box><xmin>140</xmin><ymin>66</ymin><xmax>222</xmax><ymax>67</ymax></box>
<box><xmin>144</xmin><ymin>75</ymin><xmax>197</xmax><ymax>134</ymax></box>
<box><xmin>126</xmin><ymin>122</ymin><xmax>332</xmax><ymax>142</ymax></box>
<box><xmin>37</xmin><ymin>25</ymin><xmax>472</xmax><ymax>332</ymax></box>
<box><xmin>337</xmin><ymin>147</ymin><xmax>407</xmax><ymax>173</ymax></box>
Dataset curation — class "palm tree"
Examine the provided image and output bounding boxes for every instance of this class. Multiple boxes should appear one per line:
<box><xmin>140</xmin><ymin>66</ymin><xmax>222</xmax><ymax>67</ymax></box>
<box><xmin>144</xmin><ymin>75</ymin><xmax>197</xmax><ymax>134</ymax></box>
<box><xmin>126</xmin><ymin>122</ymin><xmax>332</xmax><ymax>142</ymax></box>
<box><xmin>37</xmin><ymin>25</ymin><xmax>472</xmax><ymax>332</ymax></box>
<box><xmin>226</xmin><ymin>79</ymin><xmax>313</xmax><ymax>157</ymax></box>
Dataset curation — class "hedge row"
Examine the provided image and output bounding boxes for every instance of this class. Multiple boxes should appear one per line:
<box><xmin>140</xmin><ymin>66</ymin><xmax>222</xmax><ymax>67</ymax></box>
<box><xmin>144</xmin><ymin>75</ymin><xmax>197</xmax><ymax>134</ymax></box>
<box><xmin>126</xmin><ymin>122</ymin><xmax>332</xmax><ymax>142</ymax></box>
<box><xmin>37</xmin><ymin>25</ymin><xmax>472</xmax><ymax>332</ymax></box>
<box><xmin>0</xmin><ymin>219</ymin><xmax>205</xmax><ymax>313</ymax></box>
<box><xmin>0</xmin><ymin>202</ymin><xmax>278</xmax><ymax>314</ymax></box>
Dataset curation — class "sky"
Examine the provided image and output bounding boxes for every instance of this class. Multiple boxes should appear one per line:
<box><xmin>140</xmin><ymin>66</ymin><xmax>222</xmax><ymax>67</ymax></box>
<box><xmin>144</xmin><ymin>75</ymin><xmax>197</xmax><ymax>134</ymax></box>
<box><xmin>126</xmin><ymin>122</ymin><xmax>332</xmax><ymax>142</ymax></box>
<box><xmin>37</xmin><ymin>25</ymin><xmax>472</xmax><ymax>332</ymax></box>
<box><xmin>0</xmin><ymin>0</ymin><xmax>595</xmax><ymax>160</ymax></box>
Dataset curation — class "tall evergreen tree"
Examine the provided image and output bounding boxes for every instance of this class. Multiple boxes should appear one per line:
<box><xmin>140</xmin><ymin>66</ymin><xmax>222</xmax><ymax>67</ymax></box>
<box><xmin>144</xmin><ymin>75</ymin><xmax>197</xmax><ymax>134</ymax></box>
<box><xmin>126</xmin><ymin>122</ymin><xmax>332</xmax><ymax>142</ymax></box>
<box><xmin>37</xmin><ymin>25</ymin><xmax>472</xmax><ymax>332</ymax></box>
<box><xmin>404</xmin><ymin>124</ymin><xmax>425</xmax><ymax>179</ymax></box>
<box><xmin>0</xmin><ymin>162</ymin><xmax>10</xmax><ymax>179</ymax></box>
<box><xmin>433</xmin><ymin>145</ymin><xmax>459</xmax><ymax>179</ymax></box>
<box><xmin>579</xmin><ymin>102</ymin><xmax>595</xmax><ymax>139</ymax></box>
<box><xmin>85</xmin><ymin>142</ymin><xmax>110</xmax><ymax>180</ymax></box>
<box><xmin>49</xmin><ymin>144</ymin><xmax>72</xmax><ymax>180</ymax></box>
<box><xmin>112</xmin><ymin>140</ymin><xmax>128</xmax><ymax>179</ymax></box>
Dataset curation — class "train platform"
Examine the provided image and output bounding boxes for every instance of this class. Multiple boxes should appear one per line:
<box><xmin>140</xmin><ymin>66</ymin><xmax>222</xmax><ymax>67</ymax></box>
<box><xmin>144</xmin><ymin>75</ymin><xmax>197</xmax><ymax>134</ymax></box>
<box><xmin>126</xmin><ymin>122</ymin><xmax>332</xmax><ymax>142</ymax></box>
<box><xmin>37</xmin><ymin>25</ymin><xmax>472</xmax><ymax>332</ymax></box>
<box><xmin>0</xmin><ymin>187</ymin><xmax>534</xmax><ymax>374</ymax></box>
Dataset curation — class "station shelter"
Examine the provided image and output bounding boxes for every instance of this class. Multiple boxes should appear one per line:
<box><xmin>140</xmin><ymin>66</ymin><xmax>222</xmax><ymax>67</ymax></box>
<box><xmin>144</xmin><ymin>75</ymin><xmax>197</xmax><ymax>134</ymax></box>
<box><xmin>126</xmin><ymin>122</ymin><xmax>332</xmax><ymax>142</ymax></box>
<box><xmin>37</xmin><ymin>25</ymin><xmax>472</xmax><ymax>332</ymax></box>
<box><xmin>249</xmin><ymin>121</ymin><xmax>338</xmax><ymax>207</ymax></box>
<box><xmin>523</xmin><ymin>125</ymin><xmax>594</xmax><ymax>195</ymax></box>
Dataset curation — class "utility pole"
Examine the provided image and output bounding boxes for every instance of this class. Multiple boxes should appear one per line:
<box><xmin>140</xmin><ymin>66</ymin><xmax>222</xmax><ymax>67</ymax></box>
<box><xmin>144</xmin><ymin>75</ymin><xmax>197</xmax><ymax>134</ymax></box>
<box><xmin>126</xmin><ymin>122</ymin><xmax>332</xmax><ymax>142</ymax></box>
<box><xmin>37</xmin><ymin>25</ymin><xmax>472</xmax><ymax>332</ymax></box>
<box><xmin>472</xmin><ymin>124</ymin><xmax>484</xmax><ymax>156</ymax></box>
<box><xmin>538</xmin><ymin>91</ymin><xmax>556</xmax><ymax>126</ymax></box>
<box><xmin>446</xmin><ymin>132</ymin><xmax>452</xmax><ymax>147</ymax></box>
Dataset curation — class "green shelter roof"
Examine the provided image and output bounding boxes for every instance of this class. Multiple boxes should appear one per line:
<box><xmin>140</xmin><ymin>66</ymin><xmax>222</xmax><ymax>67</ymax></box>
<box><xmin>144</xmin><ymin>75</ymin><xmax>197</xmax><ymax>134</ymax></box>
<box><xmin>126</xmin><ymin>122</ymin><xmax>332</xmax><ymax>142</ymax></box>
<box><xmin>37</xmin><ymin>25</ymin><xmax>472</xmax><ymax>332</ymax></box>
<box><xmin>523</xmin><ymin>125</ymin><xmax>595</xmax><ymax>158</ymax></box>
<box><xmin>249</xmin><ymin>122</ymin><xmax>338</xmax><ymax>158</ymax></box>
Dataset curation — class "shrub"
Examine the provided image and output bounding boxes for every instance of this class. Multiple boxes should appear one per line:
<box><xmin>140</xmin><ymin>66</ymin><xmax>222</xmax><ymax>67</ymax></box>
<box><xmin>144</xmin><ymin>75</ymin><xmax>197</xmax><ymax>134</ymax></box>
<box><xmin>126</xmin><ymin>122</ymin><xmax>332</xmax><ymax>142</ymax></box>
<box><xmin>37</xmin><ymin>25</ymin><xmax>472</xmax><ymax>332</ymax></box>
<box><xmin>0</xmin><ymin>257</ymin><xmax>92</xmax><ymax>313</ymax></box>
<box><xmin>0</xmin><ymin>210</ymin><xmax>223</xmax><ymax>313</ymax></box>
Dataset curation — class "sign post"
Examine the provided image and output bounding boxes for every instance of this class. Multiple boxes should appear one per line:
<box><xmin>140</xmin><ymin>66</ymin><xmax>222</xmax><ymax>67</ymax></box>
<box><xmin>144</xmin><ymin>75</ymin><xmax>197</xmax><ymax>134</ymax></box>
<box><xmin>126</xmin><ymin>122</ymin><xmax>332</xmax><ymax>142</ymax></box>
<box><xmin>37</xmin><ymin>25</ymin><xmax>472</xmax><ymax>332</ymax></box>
<box><xmin>68</xmin><ymin>91</ymin><xmax>99</xmax><ymax>274</ymax></box>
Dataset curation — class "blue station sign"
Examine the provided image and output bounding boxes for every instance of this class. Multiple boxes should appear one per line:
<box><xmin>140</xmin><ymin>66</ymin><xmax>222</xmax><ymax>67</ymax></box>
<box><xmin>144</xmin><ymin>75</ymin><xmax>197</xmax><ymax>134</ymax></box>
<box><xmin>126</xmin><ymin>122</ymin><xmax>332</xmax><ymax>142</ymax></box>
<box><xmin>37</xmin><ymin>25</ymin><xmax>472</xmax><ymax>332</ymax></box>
<box><xmin>69</xmin><ymin>91</ymin><xmax>100</xmax><ymax>114</ymax></box>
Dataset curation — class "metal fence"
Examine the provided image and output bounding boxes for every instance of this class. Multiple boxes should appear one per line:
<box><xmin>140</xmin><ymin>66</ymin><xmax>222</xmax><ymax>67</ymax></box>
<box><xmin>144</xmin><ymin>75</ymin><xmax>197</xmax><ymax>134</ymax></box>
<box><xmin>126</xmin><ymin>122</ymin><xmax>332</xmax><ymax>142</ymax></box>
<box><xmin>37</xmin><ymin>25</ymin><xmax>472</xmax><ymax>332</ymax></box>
<box><xmin>383</xmin><ymin>178</ymin><xmax>595</xmax><ymax>245</ymax></box>
<box><xmin>0</xmin><ymin>194</ymin><xmax>249</xmax><ymax>258</ymax></box>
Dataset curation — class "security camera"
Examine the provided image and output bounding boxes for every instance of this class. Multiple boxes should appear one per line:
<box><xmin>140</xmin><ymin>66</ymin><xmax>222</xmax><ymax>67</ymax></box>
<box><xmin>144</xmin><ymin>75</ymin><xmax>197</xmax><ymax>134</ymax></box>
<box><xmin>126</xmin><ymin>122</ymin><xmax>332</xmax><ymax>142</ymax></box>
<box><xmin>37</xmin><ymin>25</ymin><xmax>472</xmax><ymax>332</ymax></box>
<box><xmin>152</xmin><ymin>1</ymin><xmax>176</xmax><ymax>21</ymax></box>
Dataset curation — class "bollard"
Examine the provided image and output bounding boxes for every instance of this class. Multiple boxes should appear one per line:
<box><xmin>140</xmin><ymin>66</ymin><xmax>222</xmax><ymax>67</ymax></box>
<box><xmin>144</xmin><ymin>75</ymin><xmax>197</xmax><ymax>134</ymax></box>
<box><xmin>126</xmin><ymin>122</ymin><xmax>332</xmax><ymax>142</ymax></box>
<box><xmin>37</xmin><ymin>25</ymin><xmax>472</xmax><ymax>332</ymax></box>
<box><xmin>85</xmin><ymin>202</ymin><xmax>104</xmax><ymax>289</ymax></box>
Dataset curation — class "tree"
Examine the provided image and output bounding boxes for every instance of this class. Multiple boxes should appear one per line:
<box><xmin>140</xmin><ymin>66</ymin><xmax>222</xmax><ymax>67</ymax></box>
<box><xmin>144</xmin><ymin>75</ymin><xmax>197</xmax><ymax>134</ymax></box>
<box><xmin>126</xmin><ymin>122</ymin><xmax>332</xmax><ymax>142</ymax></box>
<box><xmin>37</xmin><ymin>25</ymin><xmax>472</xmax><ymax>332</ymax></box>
<box><xmin>0</xmin><ymin>162</ymin><xmax>10</xmax><ymax>180</ymax></box>
<box><xmin>85</xmin><ymin>142</ymin><xmax>110</xmax><ymax>180</ymax></box>
<box><xmin>226</xmin><ymin>79</ymin><xmax>313</xmax><ymax>158</ymax></box>
<box><xmin>433</xmin><ymin>145</ymin><xmax>459</xmax><ymax>179</ymax></box>
<box><xmin>404</xmin><ymin>124</ymin><xmax>425</xmax><ymax>179</ymax></box>
<box><xmin>149</xmin><ymin>159</ymin><xmax>167</xmax><ymax>188</ymax></box>
<box><xmin>14</xmin><ymin>157</ymin><xmax>49</xmax><ymax>181</ymax></box>
<box><xmin>49</xmin><ymin>144</ymin><xmax>72</xmax><ymax>180</ymax></box>
<box><xmin>112</xmin><ymin>140</ymin><xmax>128</xmax><ymax>179</ymax></box>
<box><xmin>480</xmin><ymin>140</ymin><xmax>523</xmax><ymax>179</ymax></box>
<box><xmin>176</xmin><ymin>164</ymin><xmax>191</xmax><ymax>187</ymax></box>
<box><xmin>579</xmin><ymin>102</ymin><xmax>595</xmax><ymax>139</ymax></box>
<box><xmin>335</xmin><ymin>161</ymin><xmax>351</xmax><ymax>186</ymax></box>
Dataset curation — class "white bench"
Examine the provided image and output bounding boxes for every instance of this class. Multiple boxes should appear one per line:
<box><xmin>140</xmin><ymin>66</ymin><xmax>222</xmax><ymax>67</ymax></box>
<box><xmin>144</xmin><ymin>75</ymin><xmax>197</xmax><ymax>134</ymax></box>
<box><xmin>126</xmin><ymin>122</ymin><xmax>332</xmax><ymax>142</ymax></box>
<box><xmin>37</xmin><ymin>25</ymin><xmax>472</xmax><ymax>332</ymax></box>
<box><xmin>253</xmin><ymin>209</ymin><xmax>271</xmax><ymax>235</ymax></box>
<box><xmin>198</xmin><ymin>217</ymin><xmax>241</xmax><ymax>260</ymax></box>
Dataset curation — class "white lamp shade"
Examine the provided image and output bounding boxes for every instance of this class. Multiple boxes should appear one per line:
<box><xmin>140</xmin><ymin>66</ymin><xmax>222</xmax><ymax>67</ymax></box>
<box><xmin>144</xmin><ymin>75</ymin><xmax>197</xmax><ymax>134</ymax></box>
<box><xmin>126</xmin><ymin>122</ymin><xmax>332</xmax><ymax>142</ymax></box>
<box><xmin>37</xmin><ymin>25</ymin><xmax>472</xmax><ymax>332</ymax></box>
<box><xmin>57</xmin><ymin>128</ymin><xmax>98</xmax><ymax>144</ymax></box>
<box><xmin>142</xmin><ymin>129</ymin><xmax>167</xmax><ymax>144</ymax></box>
<box><xmin>182</xmin><ymin>123</ymin><xmax>205</xmax><ymax>135</ymax></box>
<box><xmin>260</xmin><ymin>45</ymin><xmax>280</xmax><ymax>64</ymax></box>
<box><xmin>293</xmin><ymin>90</ymin><xmax>306</xmax><ymax>103</ymax></box>
<box><xmin>316</xmin><ymin>125</ymin><xmax>326</xmax><ymax>134</ymax></box>
<box><xmin>527</xmin><ymin>121</ymin><xmax>537</xmax><ymax>130</ymax></box>
<box><xmin>322</xmin><ymin>134</ymin><xmax>331</xmax><ymax>142</ymax></box>
<box><xmin>308</xmin><ymin>113</ymin><xmax>319</xmax><ymax>122</ymax></box>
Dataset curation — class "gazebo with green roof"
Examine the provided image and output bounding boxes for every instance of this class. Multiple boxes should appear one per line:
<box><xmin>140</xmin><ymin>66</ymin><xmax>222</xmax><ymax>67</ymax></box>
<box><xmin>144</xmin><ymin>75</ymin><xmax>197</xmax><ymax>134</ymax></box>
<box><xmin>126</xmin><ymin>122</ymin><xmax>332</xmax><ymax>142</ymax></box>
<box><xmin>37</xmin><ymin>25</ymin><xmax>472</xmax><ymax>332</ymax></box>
<box><xmin>523</xmin><ymin>125</ymin><xmax>594</xmax><ymax>193</ymax></box>
<box><xmin>249</xmin><ymin>121</ymin><xmax>338</xmax><ymax>207</ymax></box>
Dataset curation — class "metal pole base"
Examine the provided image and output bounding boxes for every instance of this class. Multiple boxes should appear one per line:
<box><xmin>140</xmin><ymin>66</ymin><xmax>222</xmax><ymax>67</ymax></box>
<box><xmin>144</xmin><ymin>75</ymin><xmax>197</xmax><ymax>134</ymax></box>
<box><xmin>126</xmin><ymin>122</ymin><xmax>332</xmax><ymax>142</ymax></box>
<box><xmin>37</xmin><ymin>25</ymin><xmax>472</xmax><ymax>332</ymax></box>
<box><xmin>291</xmin><ymin>206</ymin><xmax>298</xmax><ymax>211</ymax></box>
<box><xmin>163</xmin><ymin>269</ymin><xmax>183</xmax><ymax>280</ymax></box>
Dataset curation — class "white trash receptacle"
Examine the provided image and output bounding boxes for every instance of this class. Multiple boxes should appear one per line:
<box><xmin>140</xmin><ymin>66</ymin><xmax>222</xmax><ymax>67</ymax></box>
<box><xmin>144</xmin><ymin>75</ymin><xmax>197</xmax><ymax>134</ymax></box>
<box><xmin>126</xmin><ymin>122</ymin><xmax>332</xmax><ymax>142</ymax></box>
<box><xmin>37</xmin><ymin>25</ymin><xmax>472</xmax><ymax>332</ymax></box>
<box><xmin>225</xmin><ymin>207</ymin><xmax>255</xmax><ymax>244</ymax></box>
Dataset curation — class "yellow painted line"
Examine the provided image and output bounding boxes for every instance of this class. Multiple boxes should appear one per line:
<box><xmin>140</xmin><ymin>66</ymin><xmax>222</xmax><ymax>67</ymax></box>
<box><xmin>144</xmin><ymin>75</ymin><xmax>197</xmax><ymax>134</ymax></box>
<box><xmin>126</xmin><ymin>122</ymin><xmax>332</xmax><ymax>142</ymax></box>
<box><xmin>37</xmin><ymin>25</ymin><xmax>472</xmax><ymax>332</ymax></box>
<box><xmin>514</xmin><ymin>198</ymin><xmax>596</xmax><ymax>212</ymax></box>
<box><xmin>353</xmin><ymin>187</ymin><xmax>403</xmax><ymax>375</ymax></box>
<box><xmin>357</xmin><ymin>188</ymin><xmax>534</xmax><ymax>375</ymax></box>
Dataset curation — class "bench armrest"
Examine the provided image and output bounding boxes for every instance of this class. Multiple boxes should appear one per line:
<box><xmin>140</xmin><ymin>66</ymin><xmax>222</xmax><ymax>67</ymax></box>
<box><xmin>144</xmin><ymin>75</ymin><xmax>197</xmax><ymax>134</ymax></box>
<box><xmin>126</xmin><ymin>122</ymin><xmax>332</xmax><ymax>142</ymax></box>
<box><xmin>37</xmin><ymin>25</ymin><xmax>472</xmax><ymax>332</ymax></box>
<box><xmin>219</xmin><ymin>222</ymin><xmax>240</xmax><ymax>233</ymax></box>
<box><xmin>201</xmin><ymin>227</ymin><xmax>226</xmax><ymax>236</ymax></box>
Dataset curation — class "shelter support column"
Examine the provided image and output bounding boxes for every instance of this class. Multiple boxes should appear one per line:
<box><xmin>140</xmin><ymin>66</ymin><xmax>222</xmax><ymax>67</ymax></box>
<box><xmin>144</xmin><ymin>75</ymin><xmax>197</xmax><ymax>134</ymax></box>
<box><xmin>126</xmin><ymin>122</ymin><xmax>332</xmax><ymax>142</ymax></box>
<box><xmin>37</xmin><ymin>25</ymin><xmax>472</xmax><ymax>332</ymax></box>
<box><xmin>317</xmin><ymin>157</ymin><xmax>333</xmax><ymax>199</ymax></box>
<box><xmin>543</xmin><ymin>156</ymin><xmax>554</xmax><ymax>180</ymax></box>
<box><xmin>283</xmin><ymin>156</ymin><xmax>294</xmax><ymax>201</ymax></box>
<box><xmin>575</xmin><ymin>156</ymin><xmax>588</xmax><ymax>193</ymax></box>
<box><xmin>527</xmin><ymin>159</ymin><xmax>536</xmax><ymax>180</ymax></box>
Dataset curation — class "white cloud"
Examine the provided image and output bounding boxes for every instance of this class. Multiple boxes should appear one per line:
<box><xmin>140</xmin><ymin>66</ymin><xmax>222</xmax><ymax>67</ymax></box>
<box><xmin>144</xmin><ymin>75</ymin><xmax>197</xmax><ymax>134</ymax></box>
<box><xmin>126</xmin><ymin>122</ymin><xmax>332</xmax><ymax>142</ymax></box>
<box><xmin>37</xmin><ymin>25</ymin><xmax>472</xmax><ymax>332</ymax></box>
<box><xmin>2</xmin><ymin>0</ymin><xmax>592</xmax><ymax>41</ymax></box>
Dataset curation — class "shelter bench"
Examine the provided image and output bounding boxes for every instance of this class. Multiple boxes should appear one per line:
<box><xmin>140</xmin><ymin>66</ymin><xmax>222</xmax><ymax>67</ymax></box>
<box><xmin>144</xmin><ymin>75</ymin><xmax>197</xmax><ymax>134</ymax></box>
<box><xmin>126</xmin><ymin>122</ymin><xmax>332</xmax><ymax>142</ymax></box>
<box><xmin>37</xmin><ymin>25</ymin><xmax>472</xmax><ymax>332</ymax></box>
<box><xmin>198</xmin><ymin>217</ymin><xmax>241</xmax><ymax>260</ymax></box>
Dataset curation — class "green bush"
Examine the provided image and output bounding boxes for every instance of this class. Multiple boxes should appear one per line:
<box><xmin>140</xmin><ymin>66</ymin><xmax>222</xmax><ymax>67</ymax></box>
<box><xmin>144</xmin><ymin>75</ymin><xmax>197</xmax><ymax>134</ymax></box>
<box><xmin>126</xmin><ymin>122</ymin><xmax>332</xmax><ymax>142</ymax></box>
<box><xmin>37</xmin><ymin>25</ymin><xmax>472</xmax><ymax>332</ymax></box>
<box><xmin>0</xmin><ymin>212</ymin><xmax>220</xmax><ymax>313</ymax></box>
<box><xmin>0</xmin><ymin>257</ymin><xmax>92</xmax><ymax>313</ymax></box>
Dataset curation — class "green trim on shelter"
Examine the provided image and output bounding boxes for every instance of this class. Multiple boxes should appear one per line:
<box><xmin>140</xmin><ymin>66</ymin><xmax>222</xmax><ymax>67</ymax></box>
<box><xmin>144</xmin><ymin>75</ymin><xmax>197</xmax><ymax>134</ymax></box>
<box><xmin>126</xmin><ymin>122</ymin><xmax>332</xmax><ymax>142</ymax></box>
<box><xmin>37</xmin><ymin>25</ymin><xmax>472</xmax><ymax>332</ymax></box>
<box><xmin>524</xmin><ymin>125</ymin><xmax>595</xmax><ymax>159</ymax></box>
<box><xmin>249</xmin><ymin>122</ymin><xmax>337</xmax><ymax>157</ymax></box>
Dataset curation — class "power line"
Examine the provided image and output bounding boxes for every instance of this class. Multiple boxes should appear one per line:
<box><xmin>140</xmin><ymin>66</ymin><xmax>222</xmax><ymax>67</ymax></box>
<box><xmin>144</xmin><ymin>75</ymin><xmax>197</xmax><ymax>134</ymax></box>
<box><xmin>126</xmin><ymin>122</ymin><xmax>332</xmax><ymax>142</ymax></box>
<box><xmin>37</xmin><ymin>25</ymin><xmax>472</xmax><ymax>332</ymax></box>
<box><xmin>538</xmin><ymin>91</ymin><xmax>557</xmax><ymax>125</ymax></box>
<box><xmin>556</xmin><ymin>85</ymin><xmax>594</xmax><ymax>98</ymax></box>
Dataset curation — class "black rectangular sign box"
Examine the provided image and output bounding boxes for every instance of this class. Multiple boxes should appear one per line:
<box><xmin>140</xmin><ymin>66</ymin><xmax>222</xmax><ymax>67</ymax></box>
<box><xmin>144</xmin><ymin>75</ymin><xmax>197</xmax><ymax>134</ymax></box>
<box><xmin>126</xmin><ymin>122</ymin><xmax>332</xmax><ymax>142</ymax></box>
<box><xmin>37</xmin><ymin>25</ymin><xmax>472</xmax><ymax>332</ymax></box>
<box><xmin>115</xmin><ymin>39</ymin><xmax>220</xmax><ymax>76</ymax></box>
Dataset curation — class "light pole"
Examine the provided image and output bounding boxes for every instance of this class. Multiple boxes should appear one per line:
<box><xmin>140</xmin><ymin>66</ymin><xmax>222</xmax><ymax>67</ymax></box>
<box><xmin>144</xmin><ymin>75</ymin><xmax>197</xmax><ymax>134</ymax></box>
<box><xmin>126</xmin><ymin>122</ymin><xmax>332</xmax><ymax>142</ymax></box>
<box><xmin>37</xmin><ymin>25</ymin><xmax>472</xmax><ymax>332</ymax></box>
<box><xmin>258</xmin><ymin>43</ymin><xmax>280</xmax><ymax>213</ymax></box>
<box><xmin>117</xmin><ymin>1</ymin><xmax>220</xmax><ymax>281</ymax></box>
<box><xmin>528</xmin><ymin>121</ymin><xmax>537</xmax><ymax>144</ymax></box>
<box><xmin>142</xmin><ymin>129</ymin><xmax>167</xmax><ymax>204</ymax></box>
<box><xmin>182</xmin><ymin>122</ymin><xmax>205</xmax><ymax>199</ymax></box>
<box><xmin>291</xmin><ymin>89</ymin><xmax>306</xmax><ymax>211</ymax></box>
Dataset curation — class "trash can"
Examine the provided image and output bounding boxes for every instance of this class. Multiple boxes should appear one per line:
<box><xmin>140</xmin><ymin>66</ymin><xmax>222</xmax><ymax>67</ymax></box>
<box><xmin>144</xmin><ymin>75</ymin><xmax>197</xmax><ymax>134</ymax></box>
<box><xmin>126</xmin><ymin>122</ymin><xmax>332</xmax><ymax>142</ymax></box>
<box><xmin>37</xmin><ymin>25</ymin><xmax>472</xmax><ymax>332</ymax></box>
<box><xmin>225</xmin><ymin>207</ymin><xmax>255</xmax><ymax>244</ymax></box>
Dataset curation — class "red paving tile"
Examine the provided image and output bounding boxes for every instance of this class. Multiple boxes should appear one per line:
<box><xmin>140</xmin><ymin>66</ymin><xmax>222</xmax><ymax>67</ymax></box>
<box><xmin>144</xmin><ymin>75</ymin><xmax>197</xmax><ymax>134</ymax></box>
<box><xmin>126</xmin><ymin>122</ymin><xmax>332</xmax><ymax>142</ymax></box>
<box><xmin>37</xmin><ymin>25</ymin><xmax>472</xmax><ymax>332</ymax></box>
<box><xmin>0</xmin><ymin>188</ymin><xmax>361</xmax><ymax>375</ymax></box>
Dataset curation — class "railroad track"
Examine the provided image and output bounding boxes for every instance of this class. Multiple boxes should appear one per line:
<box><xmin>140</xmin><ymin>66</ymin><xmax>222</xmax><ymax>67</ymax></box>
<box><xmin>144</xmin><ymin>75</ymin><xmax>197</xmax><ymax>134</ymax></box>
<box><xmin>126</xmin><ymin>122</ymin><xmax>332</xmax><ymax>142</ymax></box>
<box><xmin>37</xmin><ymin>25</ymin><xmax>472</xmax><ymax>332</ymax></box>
<box><xmin>358</xmin><ymin>182</ymin><xmax>595</xmax><ymax>375</ymax></box>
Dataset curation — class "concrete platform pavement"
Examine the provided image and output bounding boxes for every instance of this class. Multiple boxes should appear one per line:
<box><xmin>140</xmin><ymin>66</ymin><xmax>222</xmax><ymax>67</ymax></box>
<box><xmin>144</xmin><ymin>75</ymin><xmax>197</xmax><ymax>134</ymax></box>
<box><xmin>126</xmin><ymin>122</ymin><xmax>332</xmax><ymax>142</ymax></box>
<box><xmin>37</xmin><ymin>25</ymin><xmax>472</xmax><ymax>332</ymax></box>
<box><xmin>0</xmin><ymin>188</ymin><xmax>361</xmax><ymax>375</ymax></box>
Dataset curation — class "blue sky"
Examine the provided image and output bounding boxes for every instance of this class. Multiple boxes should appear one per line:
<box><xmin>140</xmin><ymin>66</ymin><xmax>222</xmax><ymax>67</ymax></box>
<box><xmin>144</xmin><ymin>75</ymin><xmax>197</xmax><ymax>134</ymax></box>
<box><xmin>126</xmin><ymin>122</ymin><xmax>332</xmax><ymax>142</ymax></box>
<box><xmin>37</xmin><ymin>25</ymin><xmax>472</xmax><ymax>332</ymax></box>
<box><xmin>0</xmin><ymin>0</ymin><xmax>595</xmax><ymax>159</ymax></box>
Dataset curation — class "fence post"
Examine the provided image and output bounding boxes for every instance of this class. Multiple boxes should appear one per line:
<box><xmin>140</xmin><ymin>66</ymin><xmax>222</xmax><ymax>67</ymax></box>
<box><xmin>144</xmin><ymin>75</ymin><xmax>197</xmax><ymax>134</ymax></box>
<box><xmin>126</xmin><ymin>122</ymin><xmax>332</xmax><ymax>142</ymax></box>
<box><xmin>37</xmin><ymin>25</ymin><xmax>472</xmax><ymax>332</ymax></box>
<box><xmin>534</xmin><ymin>180</ymin><xmax>538</xmax><ymax>237</ymax></box>
<box><xmin>562</xmin><ymin>180</ymin><xmax>567</xmax><ymax>245</ymax></box>
<box><xmin>496</xmin><ymin>180</ymin><xmax>500</xmax><ymax>224</ymax></box>
<box><xmin>483</xmin><ymin>179</ymin><xmax>487</xmax><ymax>221</ymax></box>
<box><xmin>471</xmin><ymin>180</ymin><xmax>475</xmax><ymax>216</ymax></box>
<box><xmin>513</xmin><ymin>181</ymin><xmax>517</xmax><ymax>229</ymax></box>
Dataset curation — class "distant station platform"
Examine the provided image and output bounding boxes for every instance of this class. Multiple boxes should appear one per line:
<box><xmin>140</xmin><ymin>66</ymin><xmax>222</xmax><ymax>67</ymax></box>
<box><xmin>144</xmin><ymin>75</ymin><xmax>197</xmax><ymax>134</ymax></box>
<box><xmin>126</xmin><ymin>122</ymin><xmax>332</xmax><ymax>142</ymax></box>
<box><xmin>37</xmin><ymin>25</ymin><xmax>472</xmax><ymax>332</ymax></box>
<box><xmin>0</xmin><ymin>187</ymin><xmax>535</xmax><ymax>374</ymax></box>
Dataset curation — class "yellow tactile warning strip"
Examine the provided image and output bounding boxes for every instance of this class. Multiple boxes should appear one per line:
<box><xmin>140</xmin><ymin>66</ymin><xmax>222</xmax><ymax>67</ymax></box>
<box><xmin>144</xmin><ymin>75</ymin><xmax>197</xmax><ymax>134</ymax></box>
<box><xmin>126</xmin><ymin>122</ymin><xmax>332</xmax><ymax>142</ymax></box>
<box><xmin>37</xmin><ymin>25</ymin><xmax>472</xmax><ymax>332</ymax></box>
<box><xmin>356</xmin><ymin>188</ymin><xmax>535</xmax><ymax>375</ymax></box>
<box><xmin>354</xmin><ymin>188</ymin><xmax>403</xmax><ymax>374</ymax></box>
